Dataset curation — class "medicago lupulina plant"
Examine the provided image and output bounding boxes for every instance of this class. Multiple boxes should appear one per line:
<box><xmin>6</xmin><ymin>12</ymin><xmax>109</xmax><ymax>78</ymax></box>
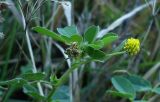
<box><xmin>32</xmin><ymin>25</ymin><xmax>144</xmax><ymax>102</ymax></box>
<box><xmin>3</xmin><ymin>25</ymin><xmax>158</xmax><ymax>102</ymax></box>
<box><xmin>34</xmin><ymin>26</ymin><xmax>160</xmax><ymax>102</ymax></box>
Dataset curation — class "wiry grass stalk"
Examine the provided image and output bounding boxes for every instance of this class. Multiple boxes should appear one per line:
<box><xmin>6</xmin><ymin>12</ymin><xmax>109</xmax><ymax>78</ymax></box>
<box><xmin>18</xmin><ymin>0</ymin><xmax>44</xmax><ymax>96</ymax></box>
<box><xmin>26</xmin><ymin>0</ymin><xmax>47</xmax><ymax>25</ymax></box>
<box><xmin>25</xmin><ymin>29</ymin><xmax>44</xmax><ymax>96</ymax></box>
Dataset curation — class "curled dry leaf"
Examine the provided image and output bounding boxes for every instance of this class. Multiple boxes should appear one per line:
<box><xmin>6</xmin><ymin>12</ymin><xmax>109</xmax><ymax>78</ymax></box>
<box><xmin>0</xmin><ymin>1</ymin><xmax>11</xmax><ymax>11</ymax></box>
<box><xmin>0</xmin><ymin>16</ymin><xmax>5</xmax><ymax>23</ymax></box>
<box><xmin>0</xmin><ymin>32</ymin><xmax>4</xmax><ymax>39</ymax></box>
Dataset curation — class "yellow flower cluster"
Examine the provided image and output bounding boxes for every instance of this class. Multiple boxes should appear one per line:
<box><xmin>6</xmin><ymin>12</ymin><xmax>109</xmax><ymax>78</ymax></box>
<box><xmin>124</xmin><ymin>38</ymin><xmax>140</xmax><ymax>55</ymax></box>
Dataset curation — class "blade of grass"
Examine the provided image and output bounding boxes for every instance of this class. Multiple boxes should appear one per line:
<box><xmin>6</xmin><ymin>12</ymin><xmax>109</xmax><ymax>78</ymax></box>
<box><xmin>97</xmin><ymin>1</ymin><xmax>154</xmax><ymax>38</ymax></box>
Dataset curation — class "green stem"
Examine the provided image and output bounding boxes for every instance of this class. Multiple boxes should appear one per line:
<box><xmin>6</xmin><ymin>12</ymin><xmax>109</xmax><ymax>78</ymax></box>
<box><xmin>45</xmin><ymin>62</ymin><xmax>79</xmax><ymax>101</ymax></box>
<box><xmin>104</xmin><ymin>51</ymin><xmax>126</xmax><ymax>61</ymax></box>
<box><xmin>45</xmin><ymin>51</ymin><xmax>125</xmax><ymax>101</ymax></box>
<box><xmin>2</xmin><ymin>85</ymin><xmax>16</xmax><ymax>102</ymax></box>
<box><xmin>106</xmin><ymin>51</ymin><xmax>126</xmax><ymax>57</ymax></box>
<box><xmin>1</xmin><ymin>23</ymin><xmax>17</xmax><ymax>80</ymax></box>
<box><xmin>142</xmin><ymin>91</ymin><xmax>153</xmax><ymax>100</ymax></box>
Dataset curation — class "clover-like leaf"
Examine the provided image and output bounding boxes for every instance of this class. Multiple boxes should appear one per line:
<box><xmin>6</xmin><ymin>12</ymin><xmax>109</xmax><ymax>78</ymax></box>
<box><xmin>85</xmin><ymin>47</ymin><xmax>106</xmax><ymax>60</ymax></box>
<box><xmin>33</xmin><ymin>26</ymin><xmax>65</xmax><ymax>43</ymax></box>
<box><xmin>101</xmin><ymin>33</ymin><xmax>118</xmax><ymax>46</ymax></box>
<box><xmin>125</xmin><ymin>75</ymin><xmax>152</xmax><ymax>92</ymax></box>
<box><xmin>84</xmin><ymin>25</ymin><xmax>99</xmax><ymax>43</ymax></box>
<box><xmin>111</xmin><ymin>76</ymin><xmax>136</xmax><ymax>99</ymax></box>
<box><xmin>57</xmin><ymin>25</ymin><xmax>79</xmax><ymax>37</ymax></box>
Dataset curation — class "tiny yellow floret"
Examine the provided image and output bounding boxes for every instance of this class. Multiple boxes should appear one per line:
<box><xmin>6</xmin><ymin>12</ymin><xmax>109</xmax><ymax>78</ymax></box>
<box><xmin>124</xmin><ymin>38</ymin><xmax>140</xmax><ymax>55</ymax></box>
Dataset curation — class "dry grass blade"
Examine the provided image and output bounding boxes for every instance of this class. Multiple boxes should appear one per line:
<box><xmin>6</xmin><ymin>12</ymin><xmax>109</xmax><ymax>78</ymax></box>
<box><xmin>97</xmin><ymin>1</ymin><xmax>153</xmax><ymax>38</ymax></box>
<box><xmin>143</xmin><ymin>63</ymin><xmax>160</xmax><ymax>80</ymax></box>
<box><xmin>6</xmin><ymin>0</ymin><xmax>23</xmax><ymax>26</ymax></box>
<box><xmin>61</xmin><ymin>1</ymin><xmax>72</xmax><ymax>26</ymax></box>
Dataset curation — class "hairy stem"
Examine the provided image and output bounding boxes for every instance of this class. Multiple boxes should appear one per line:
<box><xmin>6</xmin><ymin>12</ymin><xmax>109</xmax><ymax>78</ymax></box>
<box><xmin>46</xmin><ymin>62</ymin><xmax>78</xmax><ymax>101</ymax></box>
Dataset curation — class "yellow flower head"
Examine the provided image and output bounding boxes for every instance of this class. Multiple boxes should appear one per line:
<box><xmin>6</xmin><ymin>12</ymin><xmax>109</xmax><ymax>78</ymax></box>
<box><xmin>124</xmin><ymin>38</ymin><xmax>140</xmax><ymax>55</ymax></box>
